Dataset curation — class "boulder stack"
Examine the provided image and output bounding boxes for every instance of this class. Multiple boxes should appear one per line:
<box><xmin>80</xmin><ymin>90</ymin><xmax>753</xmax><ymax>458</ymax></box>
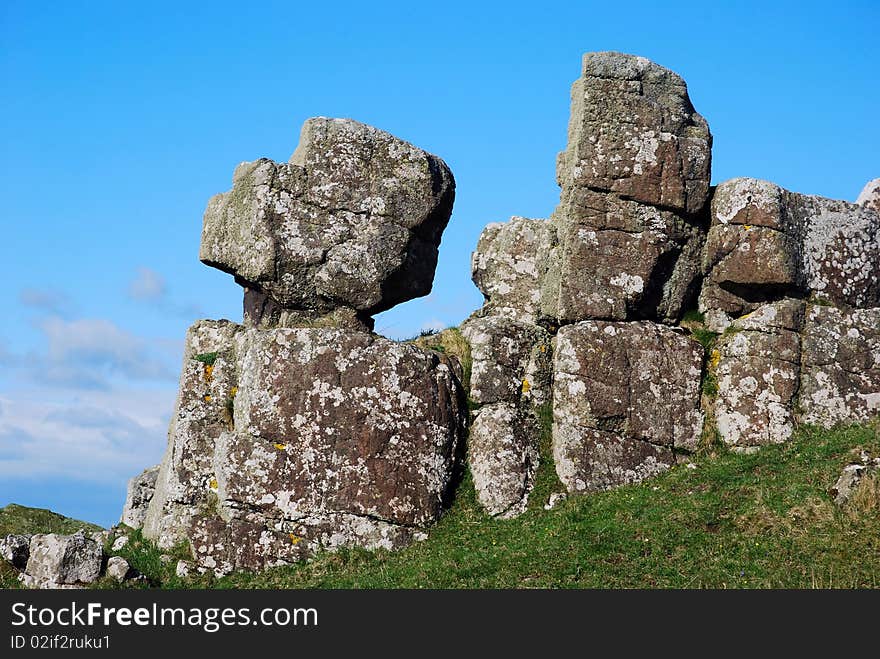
<box><xmin>137</xmin><ymin>119</ymin><xmax>466</xmax><ymax>574</ymax></box>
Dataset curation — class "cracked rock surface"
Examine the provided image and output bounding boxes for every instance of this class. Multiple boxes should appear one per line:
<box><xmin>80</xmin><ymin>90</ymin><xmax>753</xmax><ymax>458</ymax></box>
<box><xmin>143</xmin><ymin>320</ymin><xmax>466</xmax><ymax>573</ymax></box>
<box><xmin>200</xmin><ymin>117</ymin><xmax>455</xmax><ymax>323</ymax></box>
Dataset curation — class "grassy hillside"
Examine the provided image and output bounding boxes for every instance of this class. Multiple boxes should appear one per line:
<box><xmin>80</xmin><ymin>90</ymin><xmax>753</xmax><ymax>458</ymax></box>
<box><xmin>0</xmin><ymin>503</ymin><xmax>102</xmax><ymax>537</ymax></box>
<box><xmin>99</xmin><ymin>421</ymin><xmax>879</xmax><ymax>589</ymax></box>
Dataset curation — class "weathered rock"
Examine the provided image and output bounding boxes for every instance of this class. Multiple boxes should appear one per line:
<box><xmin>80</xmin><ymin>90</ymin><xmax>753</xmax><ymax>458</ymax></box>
<box><xmin>857</xmin><ymin>178</ymin><xmax>880</xmax><ymax>213</ymax></box>
<box><xmin>111</xmin><ymin>536</ymin><xmax>128</xmax><ymax>552</ymax></box>
<box><xmin>200</xmin><ymin>117</ymin><xmax>455</xmax><ymax>319</ymax></box>
<box><xmin>552</xmin><ymin>321</ymin><xmax>703</xmax><ymax>493</ymax></box>
<box><xmin>799</xmin><ymin>305</ymin><xmax>880</xmax><ymax>427</ymax></box>
<box><xmin>1</xmin><ymin>534</ymin><xmax>31</xmax><ymax>569</ymax></box>
<box><xmin>713</xmin><ymin>300</ymin><xmax>805</xmax><ymax>447</ymax></box>
<box><xmin>461</xmin><ymin>315</ymin><xmax>552</xmax><ymax>408</ymax></box>
<box><xmin>105</xmin><ymin>556</ymin><xmax>133</xmax><ymax>582</ymax></box>
<box><xmin>120</xmin><ymin>465</ymin><xmax>159</xmax><ymax>529</ymax></box>
<box><xmin>470</xmin><ymin>217</ymin><xmax>557</xmax><ymax>324</ymax></box>
<box><xmin>469</xmin><ymin>403</ymin><xmax>539</xmax><ymax>518</ymax></box>
<box><xmin>175</xmin><ymin>560</ymin><xmax>192</xmax><ymax>578</ymax></box>
<box><xmin>549</xmin><ymin>190</ymin><xmax>704</xmax><ymax>323</ymax></box>
<box><xmin>144</xmin><ymin>321</ymin><xmax>466</xmax><ymax>573</ymax></box>
<box><xmin>830</xmin><ymin>464</ymin><xmax>870</xmax><ymax>507</ymax></box>
<box><xmin>700</xmin><ymin>178</ymin><xmax>880</xmax><ymax>330</ymax></box>
<box><xmin>557</xmin><ymin>52</ymin><xmax>712</xmax><ymax>215</ymax></box>
<box><xmin>144</xmin><ymin>320</ymin><xmax>242</xmax><ymax>550</ymax></box>
<box><xmin>23</xmin><ymin>531</ymin><xmax>103</xmax><ymax>588</ymax></box>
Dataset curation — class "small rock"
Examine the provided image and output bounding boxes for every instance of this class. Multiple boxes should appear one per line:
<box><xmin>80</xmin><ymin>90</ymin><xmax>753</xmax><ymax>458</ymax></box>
<box><xmin>88</xmin><ymin>530</ymin><xmax>111</xmax><ymax>546</ymax></box>
<box><xmin>159</xmin><ymin>554</ymin><xmax>174</xmax><ymax>564</ymax></box>
<box><xmin>1</xmin><ymin>534</ymin><xmax>31</xmax><ymax>569</ymax></box>
<box><xmin>175</xmin><ymin>560</ymin><xmax>192</xmax><ymax>578</ymax></box>
<box><xmin>23</xmin><ymin>531</ymin><xmax>103</xmax><ymax>588</ymax></box>
<box><xmin>830</xmin><ymin>459</ymin><xmax>876</xmax><ymax>507</ymax></box>
<box><xmin>544</xmin><ymin>493</ymin><xmax>567</xmax><ymax>510</ymax></box>
<box><xmin>856</xmin><ymin>178</ymin><xmax>880</xmax><ymax>213</ymax></box>
<box><xmin>105</xmin><ymin>556</ymin><xmax>133</xmax><ymax>582</ymax></box>
<box><xmin>111</xmin><ymin>536</ymin><xmax>129</xmax><ymax>552</ymax></box>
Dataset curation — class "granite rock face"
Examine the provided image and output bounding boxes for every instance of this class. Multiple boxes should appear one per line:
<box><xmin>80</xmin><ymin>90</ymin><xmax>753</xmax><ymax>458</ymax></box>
<box><xmin>557</xmin><ymin>52</ymin><xmax>712</xmax><ymax>215</ymax></box>
<box><xmin>700</xmin><ymin>178</ymin><xmax>880</xmax><ymax>330</ymax></box>
<box><xmin>143</xmin><ymin>321</ymin><xmax>466</xmax><ymax>573</ymax></box>
<box><xmin>201</xmin><ymin>117</ymin><xmax>455</xmax><ymax>324</ymax></box>
<box><xmin>799</xmin><ymin>306</ymin><xmax>880</xmax><ymax>427</ymax></box>
<box><xmin>468</xmin><ymin>403</ymin><xmax>539</xmax><ymax>518</ymax></box>
<box><xmin>121</xmin><ymin>465</ymin><xmax>159</xmax><ymax>529</ymax></box>
<box><xmin>712</xmin><ymin>300</ymin><xmax>804</xmax><ymax>447</ymax></box>
<box><xmin>552</xmin><ymin>321</ymin><xmax>703</xmax><ymax>492</ymax></box>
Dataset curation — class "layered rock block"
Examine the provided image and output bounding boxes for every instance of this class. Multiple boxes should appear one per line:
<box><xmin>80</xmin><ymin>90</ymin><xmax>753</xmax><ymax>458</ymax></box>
<box><xmin>552</xmin><ymin>322</ymin><xmax>703</xmax><ymax>492</ymax></box>
<box><xmin>700</xmin><ymin>178</ymin><xmax>880</xmax><ymax>330</ymax></box>
<box><xmin>143</xmin><ymin>321</ymin><xmax>465</xmax><ymax>573</ymax></box>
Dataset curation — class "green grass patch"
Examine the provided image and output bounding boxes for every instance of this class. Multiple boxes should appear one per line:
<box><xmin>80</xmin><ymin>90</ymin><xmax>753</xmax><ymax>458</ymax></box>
<box><xmin>194</xmin><ymin>352</ymin><xmax>219</xmax><ymax>366</ymax></box>
<box><xmin>102</xmin><ymin>422</ymin><xmax>880</xmax><ymax>589</ymax></box>
<box><xmin>0</xmin><ymin>503</ymin><xmax>101</xmax><ymax>537</ymax></box>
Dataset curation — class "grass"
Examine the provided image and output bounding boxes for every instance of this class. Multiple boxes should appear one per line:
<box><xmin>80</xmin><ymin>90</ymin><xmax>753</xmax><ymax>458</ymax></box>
<box><xmin>0</xmin><ymin>503</ymin><xmax>101</xmax><ymax>537</ymax></box>
<box><xmin>71</xmin><ymin>420</ymin><xmax>880</xmax><ymax>589</ymax></box>
<box><xmin>1</xmin><ymin>504</ymin><xmax>103</xmax><ymax>589</ymax></box>
<box><xmin>409</xmin><ymin>327</ymin><xmax>473</xmax><ymax>389</ymax></box>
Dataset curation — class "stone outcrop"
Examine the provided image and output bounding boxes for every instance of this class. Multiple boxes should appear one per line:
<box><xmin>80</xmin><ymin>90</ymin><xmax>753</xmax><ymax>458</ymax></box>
<box><xmin>119</xmin><ymin>50</ymin><xmax>878</xmax><ymax>570</ymax></box>
<box><xmin>552</xmin><ymin>322</ymin><xmax>703</xmax><ymax>492</ymax></box>
<box><xmin>0</xmin><ymin>534</ymin><xmax>30</xmax><ymax>570</ymax></box>
<box><xmin>700</xmin><ymin>178</ymin><xmax>880</xmax><ymax>331</ymax></box>
<box><xmin>201</xmin><ymin>117</ymin><xmax>455</xmax><ymax>329</ymax></box>
<box><xmin>121</xmin><ymin>465</ymin><xmax>159</xmax><ymax>529</ymax></box>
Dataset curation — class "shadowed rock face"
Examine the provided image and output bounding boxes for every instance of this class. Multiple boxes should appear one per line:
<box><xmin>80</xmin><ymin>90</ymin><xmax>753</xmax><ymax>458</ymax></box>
<box><xmin>200</xmin><ymin>117</ymin><xmax>455</xmax><ymax>322</ymax></box>
<box><xmin>120</xmin><ymin>465</ymin><xmax>159</xmax><ymax>529</ymax></box>
<box><xmin>700</xmin><ymin>178</ymin><xmax>880</xmax><ymax>330</ymax></box>
<box><xmin>552</xmin><ymin>322</ymin><xmax>704</xmax><ymax>492</ymax></box>
<box><xmin>143</xmin><ymin>321</ymin><xmax>466</xmax><ymax>573</ymax></box>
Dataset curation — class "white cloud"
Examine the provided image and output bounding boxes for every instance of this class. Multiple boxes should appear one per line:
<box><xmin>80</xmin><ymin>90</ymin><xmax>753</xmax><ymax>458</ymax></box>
<box><xmin>38</xmin><ymin>316</ymin><xmax>176</xmax><ymax>386</ymax></box>
<box><xmin>19</xmin><ymin>288</ymin><xmax>72</xmax><ymax>315</ymax></box>
<box><xmin>128</xmin><ymin>267</ymin><xmax>167</xmax><ymax>301</ymax></box>
<box><xmin>0</xmin><ymin>387</ymin><xmax>171</xmax><ymax>483</ymax></box>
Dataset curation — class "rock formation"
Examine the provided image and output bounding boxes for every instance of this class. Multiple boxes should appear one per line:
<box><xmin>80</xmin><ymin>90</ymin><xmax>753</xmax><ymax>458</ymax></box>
<box><xmin>136</xmin><ymin>119</ymin><xmax>465</xmax><ymax>574</ymax></box>
<box><xmin>465</xmin><ymin>52</ymin><xmax>879</xmax><ymax>512</ymax></box>
<box><xmin>118</xmin><ymin>52</ymin><xmax>878</xmax><ymax>573</ymax></box>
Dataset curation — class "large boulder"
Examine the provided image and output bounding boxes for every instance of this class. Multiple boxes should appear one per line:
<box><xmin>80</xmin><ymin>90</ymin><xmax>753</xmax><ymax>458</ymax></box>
<box><xmin>700</xmin><ymin>178</ymin><xmax>880</xmax><ymax>330</ymax></box>
<box><xmin>1</xmin><ymin>534</ymin><xmax>30</xmax><ymax>569</ymax></box>
<box><xmin>713</xmin><ymin>300</ymin><xmax>804</xmax><ymax>447</ymax></box>
<box><xmin>144</xmin><ymin>321</ymin><xmax>466</xmax><ymax>573</ymax></box>
<box><xmin>557</xmin><ymin>52</ymin><xmax>712</xmax><ymax>215</ymax></box>
<box><xmin>799</xmin><ymin>305</ymin><xmax>880</xmax><ymax>427</ymax></box>
<box><xmin>552</xmin><ymin>321</ymin><xmax>703</xmax><ymax>492</ymax></box>
<box><xmin>120</xmin><ymin>465</ymin><xmax>159</xmax><ymax>529</ymax></box>
<box><xmin>200</xmin><ymin>117</ymin><xmax>455</xmax><ymax>322</ymax></box>
<box><xmin>23</xmin><ymin>531</ymin><xmax>103</xmax><ymax>588</ymax></box>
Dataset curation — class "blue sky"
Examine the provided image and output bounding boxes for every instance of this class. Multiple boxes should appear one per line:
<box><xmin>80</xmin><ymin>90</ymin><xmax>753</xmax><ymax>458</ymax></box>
<box><xmin>1</xmin><ymin>0</ymin><xmax>877</xmax><ymax>527</ymax></box>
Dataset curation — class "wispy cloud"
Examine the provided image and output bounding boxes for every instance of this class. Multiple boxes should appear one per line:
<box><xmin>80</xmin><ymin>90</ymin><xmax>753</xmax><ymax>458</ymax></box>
<box><xmin>19</xmin><ymin>287</ymin><xmax>73</xmax><ymax>316</ymax></box>
<box><xmin>128</xmin><ymin>267</ymin><xmax>167</xmax><ymax>302</ymax></box>
<box><xmin>127</xmin><ymin>266</ymin><xmax>203</xmax><ymax>318</ymax></box>
<box><xmin>0</xmin><ymin>389</ymin><xmax>171</xmax><ymax>484</ymax></box>
<box><xmin>37</xmin><ymin>316</ymin><xmax>177</xmax><ymax>387</ymax></box>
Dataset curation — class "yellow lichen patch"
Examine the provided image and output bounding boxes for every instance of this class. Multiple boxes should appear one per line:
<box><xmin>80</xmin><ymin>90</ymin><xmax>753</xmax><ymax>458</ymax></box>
<box><xmin>230</xmin><ymin>386</ymin><xmax>238</xmax><ymax>397</ymax></box>
<box><xmin>209</xmin><ymin>478</ymin><xmax>218</xmax><ymax>490</ymax></box>
<box><xmin>203</xmin><ymin>364</ymin><xmax>214</xmax><ymax>383</ymax></box>
<box><xmin>288</xmin><ymin>533</ymin><xmax>302</xmax><ymax>545</ymax></box>
<box><xmin>744</xmin><ymin>224</ymin><xmax>752</xmax><ymax>230</ymax></box>
<box><xmin>274</xmin><ymin>443</ymin><xmax>287</xmax><ymax>451</ymax></box>
<box><xmin>709</xmin><ymin>349</ymin><xmax>721</xmax><ymax>369</ymax></box>
<box><xmin>539</xmin><ymin>344</ymin><xmax>547</xmax><ymax>353</ymax></box>
<box><xmin>204</xmin><ymin>395</ymin><xmax>212</xmax><ymax>403</ymax></box>
<box><xmin>521</xmin><ymin>378</ymin><xmax>531</xmax><ymax>393</ymax></box>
